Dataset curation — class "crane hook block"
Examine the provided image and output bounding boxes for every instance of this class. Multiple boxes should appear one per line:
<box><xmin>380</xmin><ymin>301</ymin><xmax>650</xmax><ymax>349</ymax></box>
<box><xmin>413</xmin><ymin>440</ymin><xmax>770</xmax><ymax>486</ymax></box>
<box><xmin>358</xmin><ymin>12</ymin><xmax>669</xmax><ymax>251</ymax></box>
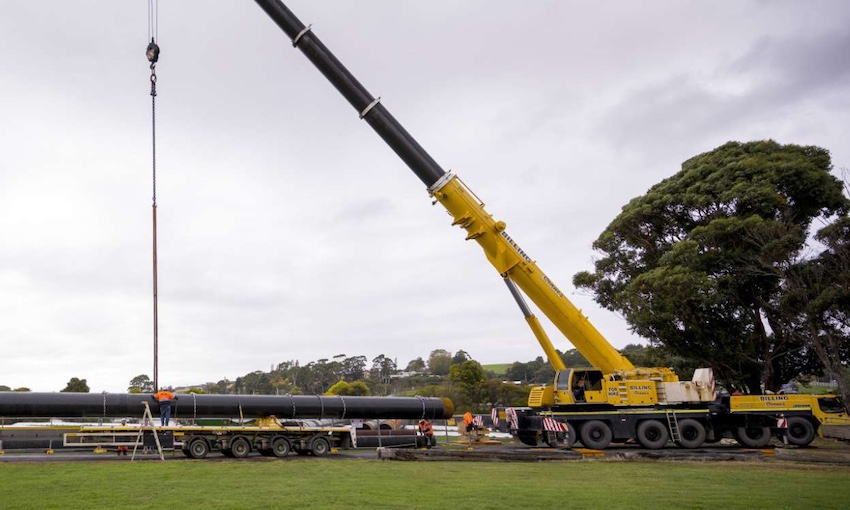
<box><xmin>146</xmin><ymin>38</ymin><xmax>160</xmax><ymax>64</ymax></box>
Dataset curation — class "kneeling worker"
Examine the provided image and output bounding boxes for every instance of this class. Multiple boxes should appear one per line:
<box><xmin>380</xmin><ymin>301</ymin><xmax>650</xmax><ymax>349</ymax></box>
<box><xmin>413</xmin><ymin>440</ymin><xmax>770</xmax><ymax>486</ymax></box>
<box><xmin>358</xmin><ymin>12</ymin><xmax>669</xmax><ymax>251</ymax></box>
<box><xmin>418</xmin><ymin>419</ymin><xmax>435</xmax><ymax>448</ymax></box>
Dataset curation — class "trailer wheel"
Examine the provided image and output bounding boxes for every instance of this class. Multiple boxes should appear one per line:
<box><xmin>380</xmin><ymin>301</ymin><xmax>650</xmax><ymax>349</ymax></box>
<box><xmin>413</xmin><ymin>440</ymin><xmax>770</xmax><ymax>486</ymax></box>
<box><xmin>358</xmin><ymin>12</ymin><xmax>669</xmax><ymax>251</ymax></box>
<box><xmin>230</xmin><ymin>437</ymin><xmax>251</xmax><ymax>459</ymax></box>
<box><xmin>636</xmin><ymin>420</ymin><xmax>669</xmax><ymax>449</ymax></box>
<box><xmin>675</xmin><ymin>419</ymin><xmax>706</xmax><ymax>448</ymax></box>
<box><xmin>579</xmin><ymin>420</ymin><xmax>612</xmax><ymax>450</ymax></box>
<box><xmin>311</xmin><ymin>436</ymin><xmax>330</xmax><ymax>457</ymax></box>
<box><xmin>186</xmin><ymin>438</ymin><xmax>210</xmax><ymax>459</ymax></box>
<box><xmin>735</xmin><ymin>425</ymin><xmax>772</xmax><ymax>448</ymax></box>
<box><xmin>786</xmin><ymin>417</ymin><xmax>816</xmax><ymax>446</ymax></box>
<box><xmin>272</xmin><ymin>437</ymin><xmax>291</xmax><ymax>458</ymax></box>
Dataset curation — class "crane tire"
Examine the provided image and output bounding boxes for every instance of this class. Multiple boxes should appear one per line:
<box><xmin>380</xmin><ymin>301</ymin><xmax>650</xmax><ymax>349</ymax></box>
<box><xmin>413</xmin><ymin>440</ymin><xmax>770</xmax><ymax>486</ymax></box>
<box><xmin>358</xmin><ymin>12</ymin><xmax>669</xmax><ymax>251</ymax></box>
<box><xmin>563</xmin><ymin>422</ymin><xmax>577</xmax><ymax>448</ymax></box>
<box><xmin>735</xmin><ymin>425</ymin><xmax>772</xmax><ymax>448</ymax></box>
<box><xmin>579</xmin><ymin>420</ymin><xmax>612</xmax><ymax>450</ymax></box>
<box><xmin>675</xmin><ymin>419</ymin><xmax>706</xmax><ymax>449</ymax></box>
<box><xmin>636</xmin><ymin>420</ymin><xmax>669</xmax><ymax>449</ymax></box>
<box><xmin>786</xmin><ymin>417</ymin><xmax>816</xmax><ymax>446</ymax></box>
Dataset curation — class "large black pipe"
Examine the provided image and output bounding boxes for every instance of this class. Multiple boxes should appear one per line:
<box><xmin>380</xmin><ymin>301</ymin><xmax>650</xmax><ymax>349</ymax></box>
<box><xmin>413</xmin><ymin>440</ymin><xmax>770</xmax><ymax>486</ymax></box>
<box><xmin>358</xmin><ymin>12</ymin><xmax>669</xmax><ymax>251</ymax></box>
<box><xmin>253</xmin><ymin>0</ymin><xmax>447</xmax><ymax>188</ymax></box>
<box><xmin>0</xmin><ymin>393</ymin><xmax>453</xmax><ymax>421</ymax></box>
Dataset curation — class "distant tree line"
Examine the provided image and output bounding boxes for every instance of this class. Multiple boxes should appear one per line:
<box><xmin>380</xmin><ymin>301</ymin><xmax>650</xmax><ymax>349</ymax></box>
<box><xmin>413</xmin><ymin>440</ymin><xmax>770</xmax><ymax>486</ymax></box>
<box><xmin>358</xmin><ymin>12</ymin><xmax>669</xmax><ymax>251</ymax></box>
<box><xmin>0</xmin><ymin>377</ymin><xmax>90</xmax><ymax>393</ymax></box>
<box><xmin>1</xmin><ymin>341</ymin><xmax>836</xmax><ymax>413</ymax></box>
<box><xmin>113</xmin><ymin>344</ymin><xmax>705</xmax><ymax>412</ymax></box>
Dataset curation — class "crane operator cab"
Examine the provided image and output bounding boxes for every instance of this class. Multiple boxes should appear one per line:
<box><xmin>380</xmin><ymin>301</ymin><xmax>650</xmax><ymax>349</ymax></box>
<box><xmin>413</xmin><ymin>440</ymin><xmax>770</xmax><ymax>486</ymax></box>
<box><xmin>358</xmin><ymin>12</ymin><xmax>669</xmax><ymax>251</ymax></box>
<box><xmin>555</xmin><ymin>369</ymin><xmax>605</xmax><ymax>404</ymax></box>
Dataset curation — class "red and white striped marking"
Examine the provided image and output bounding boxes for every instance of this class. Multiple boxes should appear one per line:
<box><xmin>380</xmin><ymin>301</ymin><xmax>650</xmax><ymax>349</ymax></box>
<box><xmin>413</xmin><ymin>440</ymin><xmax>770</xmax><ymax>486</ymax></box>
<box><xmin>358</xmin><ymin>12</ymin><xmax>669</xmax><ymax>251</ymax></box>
<box><xmin>505</xmin><ymin>407</ymin><xmax>519</xmax><ymax>430</ymax></box>
<box><xmin>543</xmin><ymin>417</ymin><xmax>568</xmax><ymax>433</ymax></box>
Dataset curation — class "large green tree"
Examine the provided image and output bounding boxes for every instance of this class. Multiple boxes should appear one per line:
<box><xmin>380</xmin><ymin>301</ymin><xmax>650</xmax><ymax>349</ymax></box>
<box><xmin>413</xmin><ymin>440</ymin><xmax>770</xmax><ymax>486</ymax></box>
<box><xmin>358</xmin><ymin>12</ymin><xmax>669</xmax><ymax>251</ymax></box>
<box><xmin>61</xmin><ymin>377</ymin><xmax>90</xmax><ymax>393</ymax></box>
<box><xmin>574</xmin><ymin>141</ymin><xmax>849</xmax><ymax>393</ymax></box>
<box><xmin>235</xmin><ymin>371</ymin><xmax>274</xmax><ymax>395</ymax></box>
<box><xmin>404</xmin><ymin>357</ymin><xmax>426</xmax><ymax>373</ymax></box>
<box><xmin>449</xmin><ymin>360</ymin><xmax>488</xmax><ymax>411</ymax></box>
<box><xmin>325</xmin><ymin>380</ymin><xmax>371</xmax><ymax>396</ymax></box>
<box><xmin>128</xmin><ymin>374</ymin><xmax>154</xmax><ymax>393</ymax></box>
<box><xmin>780</xmin><ymin>216</ymin><xmax>850</xmax><ymax>408</ymax></box>
<box><xmin>427</xmin><ymin>349</ymin><xmax>452</xmax><ymax>376</ymax></box>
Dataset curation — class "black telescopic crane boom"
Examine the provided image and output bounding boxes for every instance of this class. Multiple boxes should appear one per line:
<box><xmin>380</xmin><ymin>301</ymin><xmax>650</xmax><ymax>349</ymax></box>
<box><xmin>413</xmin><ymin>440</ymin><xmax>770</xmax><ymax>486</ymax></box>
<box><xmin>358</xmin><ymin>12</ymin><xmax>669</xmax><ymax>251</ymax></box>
<box><xmin>253</xmin><ymin>0</ymin><xmax>447</xmax><ymax>188</ymax></box>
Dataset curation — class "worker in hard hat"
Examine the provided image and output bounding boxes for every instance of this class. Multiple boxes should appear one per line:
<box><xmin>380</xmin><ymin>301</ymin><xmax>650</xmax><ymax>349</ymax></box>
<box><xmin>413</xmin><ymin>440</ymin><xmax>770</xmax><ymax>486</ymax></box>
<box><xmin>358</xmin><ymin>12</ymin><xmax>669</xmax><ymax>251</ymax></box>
<box><xmin>152</xmin><ymin>388</ymin><xmax>177</xmax><ymax>426</ymax></box>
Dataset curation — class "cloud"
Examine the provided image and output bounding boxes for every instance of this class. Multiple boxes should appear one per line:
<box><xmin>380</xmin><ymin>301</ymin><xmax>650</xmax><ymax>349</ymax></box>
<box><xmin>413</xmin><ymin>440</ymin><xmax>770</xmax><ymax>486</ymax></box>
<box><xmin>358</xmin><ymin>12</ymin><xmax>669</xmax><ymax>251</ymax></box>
<box><xmin>1</xmin><ymin>1</ymin><xmax>848</xmax><ymax>392</ymax></box>
<box><xmin>594</xmin><ymin>28</ymin><xmax>850</xmax><ymax>162</ymax></box>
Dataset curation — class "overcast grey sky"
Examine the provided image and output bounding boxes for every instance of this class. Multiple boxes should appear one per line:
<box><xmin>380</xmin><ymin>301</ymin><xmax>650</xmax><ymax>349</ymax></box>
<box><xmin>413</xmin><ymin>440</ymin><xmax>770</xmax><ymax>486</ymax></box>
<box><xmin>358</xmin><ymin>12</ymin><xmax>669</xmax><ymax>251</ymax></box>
<box><xmin>1</xmin><ymin>1</ymin><xmax>848</xmax><ymax>393</ymax></box>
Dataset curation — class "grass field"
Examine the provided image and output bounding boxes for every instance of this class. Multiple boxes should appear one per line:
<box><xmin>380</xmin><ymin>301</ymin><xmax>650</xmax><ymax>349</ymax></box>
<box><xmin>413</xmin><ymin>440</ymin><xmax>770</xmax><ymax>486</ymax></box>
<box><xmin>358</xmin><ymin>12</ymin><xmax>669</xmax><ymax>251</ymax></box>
<box><xmin>2</xmin><ymin>457</ymin><xmax>849</xmax><ymax>509</ymax></box>
<box><xmin>482</xmin><ymin>363</ymin><xmax>511</xmax><ymax>376</ymax></box>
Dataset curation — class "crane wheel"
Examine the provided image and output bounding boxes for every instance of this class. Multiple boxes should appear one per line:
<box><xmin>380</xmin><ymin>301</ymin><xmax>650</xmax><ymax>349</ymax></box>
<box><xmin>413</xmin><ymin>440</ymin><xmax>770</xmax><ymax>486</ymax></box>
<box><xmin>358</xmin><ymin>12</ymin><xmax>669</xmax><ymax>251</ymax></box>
<box><xmin>735</xmin><ymin>425</ymin><xmax>772</xmax><ymax>448</ymax></box>
<box><xmin>636</xmin><ymin>420</ymin><xmax>669</xmax><ymax>449</ymax></box>
<box><xmin>785</xmin><ymin>417</ymin><xmax>815</xmax><ymax>446</ymax></box>
<box><xmin>675</xmin><ymin>419</ymin><xmax>706</xmax><ymax>448</ymax></box>
<box><xmin>579</xmin><ymin>420</ymin><xmax>612</xmax><ymax>450</ymax></box>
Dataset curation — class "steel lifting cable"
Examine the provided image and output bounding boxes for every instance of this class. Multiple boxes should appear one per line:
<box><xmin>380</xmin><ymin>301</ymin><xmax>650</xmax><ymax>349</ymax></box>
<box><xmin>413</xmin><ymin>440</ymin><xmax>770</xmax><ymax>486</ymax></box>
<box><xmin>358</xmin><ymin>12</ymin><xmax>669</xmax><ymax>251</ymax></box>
<box><xmin>146</xmin><ymin>0</ymin><xmax>161</xmax><ymax>392</ymax></box>
<box><xmin>415</xmin><ymin>395</ymin><xmax>426</xmax><ymax>420</ymax></box>
<box><xmin>191</xmin><ymin>393</ymin><xmax>198</xmax><ymax>423</ymax></box>
<box><xmin>147</xmin><ymin>0</ymin><xmax>159</xmax><ymax>203</ymax></box>
<box><xmin>337</xmin><ymin>395</ymin><xmax>347</xmax><ymax>420</ymax></box>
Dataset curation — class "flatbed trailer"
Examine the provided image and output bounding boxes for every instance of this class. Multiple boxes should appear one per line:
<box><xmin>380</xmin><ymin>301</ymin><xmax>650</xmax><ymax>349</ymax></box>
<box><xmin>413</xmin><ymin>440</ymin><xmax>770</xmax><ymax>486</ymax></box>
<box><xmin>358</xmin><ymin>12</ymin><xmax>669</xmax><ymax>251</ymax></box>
<box><xmin>63</xmin><ymin>417</ymin><xmax>355</xmax><ymax>459</ymax></box>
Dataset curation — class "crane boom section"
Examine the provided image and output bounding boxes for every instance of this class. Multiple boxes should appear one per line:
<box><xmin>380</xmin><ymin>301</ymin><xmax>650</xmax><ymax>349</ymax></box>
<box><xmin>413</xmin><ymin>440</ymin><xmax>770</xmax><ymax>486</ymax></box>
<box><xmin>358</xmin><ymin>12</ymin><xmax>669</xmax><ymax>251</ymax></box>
<box><xmin>430</xmin><ymin>176</ymin><xmax>634</xmax><ymax>374</ymax></box>
<box><xmin>256</xmin><ymin>0</ymin><xmax>633</xmax><ymax>374</ymax></box>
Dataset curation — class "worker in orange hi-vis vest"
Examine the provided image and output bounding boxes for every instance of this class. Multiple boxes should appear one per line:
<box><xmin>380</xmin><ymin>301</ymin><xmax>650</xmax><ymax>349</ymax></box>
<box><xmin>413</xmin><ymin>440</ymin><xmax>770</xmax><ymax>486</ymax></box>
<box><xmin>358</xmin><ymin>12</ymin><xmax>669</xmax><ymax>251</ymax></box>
<box><xmin>418</xmin><ymin>419</ymin><xmax>435</xmax><ymax>448</ymax></box>
<box><xmin>152</xmin><ymin>388</ymin><xmax>178</xmax><ymax>426</ymax></box>
<box><xmin>463</xmin><ymin>411</ymin><xmax>479</xmax><ymax>440</ymax></box>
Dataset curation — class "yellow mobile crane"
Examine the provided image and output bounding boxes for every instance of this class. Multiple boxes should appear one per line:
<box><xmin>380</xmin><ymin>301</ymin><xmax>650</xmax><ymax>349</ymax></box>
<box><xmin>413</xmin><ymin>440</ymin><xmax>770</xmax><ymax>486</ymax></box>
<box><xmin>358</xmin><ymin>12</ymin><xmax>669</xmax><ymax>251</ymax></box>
<box><xmin>254</xmin><ymin>1</ymin><xmax>849</xmax><ymax>449</ymax></box>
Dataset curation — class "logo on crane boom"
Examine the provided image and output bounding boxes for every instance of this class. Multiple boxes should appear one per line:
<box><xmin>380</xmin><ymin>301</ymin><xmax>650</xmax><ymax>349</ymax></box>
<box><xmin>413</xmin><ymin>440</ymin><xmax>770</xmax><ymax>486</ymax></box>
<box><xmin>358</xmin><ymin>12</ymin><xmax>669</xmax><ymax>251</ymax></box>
<box><xmin>500</xmin><ymin>231</ymin><xmax>532</xmax><ymax>264</ymax></box>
